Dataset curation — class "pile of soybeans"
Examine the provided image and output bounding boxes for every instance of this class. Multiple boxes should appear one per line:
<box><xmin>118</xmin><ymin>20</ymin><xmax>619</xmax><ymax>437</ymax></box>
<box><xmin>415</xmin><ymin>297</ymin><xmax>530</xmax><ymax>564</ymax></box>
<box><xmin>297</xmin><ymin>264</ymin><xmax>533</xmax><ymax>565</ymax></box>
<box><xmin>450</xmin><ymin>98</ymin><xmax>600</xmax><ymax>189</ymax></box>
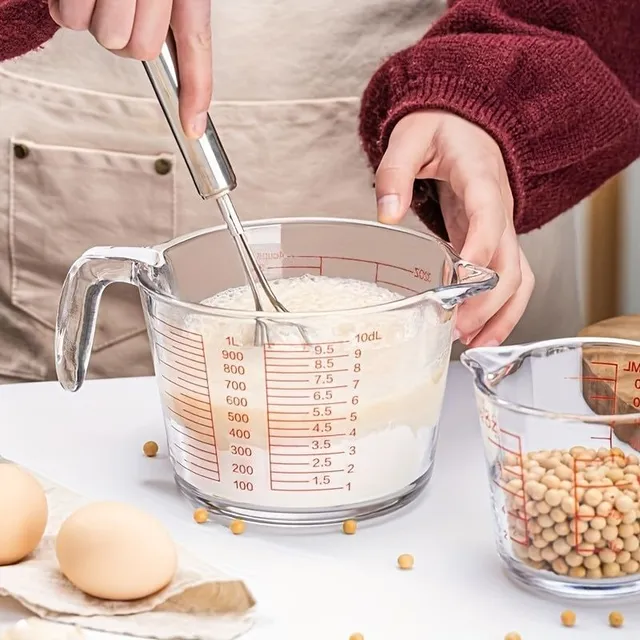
<box><xmin>500</xmin><ymin>446</ymin><xmax>640</xmax><ymax>579</ymax></box>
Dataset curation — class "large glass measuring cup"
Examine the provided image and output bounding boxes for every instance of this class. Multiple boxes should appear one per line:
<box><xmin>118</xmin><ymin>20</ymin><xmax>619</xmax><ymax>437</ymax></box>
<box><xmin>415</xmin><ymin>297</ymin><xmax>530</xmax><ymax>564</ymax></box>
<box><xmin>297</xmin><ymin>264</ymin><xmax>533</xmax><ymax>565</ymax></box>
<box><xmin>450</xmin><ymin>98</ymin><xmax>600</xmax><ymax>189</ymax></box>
<box><xmin>56</xmin><ymin>217</ymin><xmax>496</xmax><ymax>525</ymax></box>
<box><xmin>462</xmin><ymin>337</ymin><xmax>640</xmax><ymax>599</ymax></box>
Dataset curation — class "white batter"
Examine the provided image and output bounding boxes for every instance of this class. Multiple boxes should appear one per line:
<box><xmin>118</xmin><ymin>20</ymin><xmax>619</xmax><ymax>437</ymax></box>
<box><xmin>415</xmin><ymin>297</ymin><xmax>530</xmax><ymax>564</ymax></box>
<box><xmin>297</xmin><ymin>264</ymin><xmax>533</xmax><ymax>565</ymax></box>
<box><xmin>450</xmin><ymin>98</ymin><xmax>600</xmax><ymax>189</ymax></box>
<box><xmin>154</xmin><ymin>275</ymin><xmax>452</xmax><ymax>510</ymax></box>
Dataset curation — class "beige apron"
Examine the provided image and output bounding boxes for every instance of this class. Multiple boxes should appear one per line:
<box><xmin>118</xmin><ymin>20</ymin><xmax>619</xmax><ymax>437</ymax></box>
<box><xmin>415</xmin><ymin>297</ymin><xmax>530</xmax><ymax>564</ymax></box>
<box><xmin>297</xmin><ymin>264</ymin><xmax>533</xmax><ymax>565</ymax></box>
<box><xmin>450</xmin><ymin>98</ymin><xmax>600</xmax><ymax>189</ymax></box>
<box><xmin>0</xmin><ymin>0</ymin><xmax>582</xmax><ymax>383</ymax></box>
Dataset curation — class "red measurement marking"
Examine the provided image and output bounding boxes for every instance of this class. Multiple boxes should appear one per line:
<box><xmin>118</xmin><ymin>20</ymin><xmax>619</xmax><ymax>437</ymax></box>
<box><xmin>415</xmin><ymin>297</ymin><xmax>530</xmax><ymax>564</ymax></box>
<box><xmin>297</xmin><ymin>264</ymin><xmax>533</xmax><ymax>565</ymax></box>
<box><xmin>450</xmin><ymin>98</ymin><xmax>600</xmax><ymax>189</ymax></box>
<box><xmin>487</xmin><ymin>438</ymin><xmax>521</xmax><ymax>457</ymax></box>
<box><xmin>169</xmin><ymin>424</ymin><xmax>215</xmax><ymax>447</ymax></box>
<box><xmin>151</xmin><ymin>314</ymin><xmax>202</xmax><ymax>339</ymax></box>
<box><xmin>270</xmin><ymin>411</ymin><xmax>310</xmax><ymax>415</ymax></box>
<box><xmin>266</xmin><ymin>369</ymin><xmax>350</xmax><ymax>376</ymax></box>
<box><xmin>158</xmin><ymin>357</ymin><xmax>207</xmax><ymax>381</ymax></box>
<box><xmin>263</xmin><ymin>254</ymin><xmax>427</xmax><ymax>295</ymax></box>
<box><xmin>180</xmin><ymin>440</ymin><xmax>217</xmax><ymax>456</ymax></box>
<box><xmin>293</xmin><ymin>254</ymin><xmax>413</xmax><ymax>274</ymax></box>
<box><xmin>268</xmin><ymin>386</ymin><xmax>348</xmax><ymax>395</ymax></box>
<box><xmin>271</xmin><ymin>451</ymin><xmax>344</xmax><ymax>457</ymax></box>
<box><xmin>263</xmin><ymin>342</ymin><xmax>274</xmax><ymax>490</ymax></box>
<box><xmin>153</xmin><ymin>328</ymin><xmax>204</xmax><ymax>353</ymax></box>
<box><xmin>270</xmin><ymin>418</ymin><xmax>346</xmax><ymax>423</ymax></box>
<box><xmin>261</xmin><ymin>265</ymin><xmax>319</xmax><ymax>271</ymax></box>
<box><xmin>489</xmin><ymin>428</ymin><xmax>529</xmax><ymax>547</ymax></box>
<box><xmin>581</xmin><ymin>361</ymin><xmax>619</xmax><ymax>449</ymax></box>
<box><xmin>180</xmin><ymin>392</ymin><xmax>210</xmax><ymax>406</ymax></box>
<box><xmin>165</xmin><ymin>391</ymin><xmax>212</xmax><ymax>415</ymax></box>
<box><xmin>271</xmin><ymin>444</ymin><xmax>308</xmax><ymax>448</ymax></box>
<box><xmin>269</xmin><ymin>394</ymin><xmax>323</xmax><ymax>399</ymax></box>
<box><xmin>270</xmin><ymin>402</ymin><xmax>347</xmax><ymax>407</ymax></box>
<box><xmin>173</xmin><ymin>442</ymin><xmax>218</xmax><ymax>464</ymax></box>
<box><xmin>172</xmin><ymin>455</ymin><xmax>219</xmax><ymax>482</ymax></box>
<box><xmin>270</xmin><ymin>434</ymin><xmax>347</xmax><ymax>439</ymax></box>
<box><xmin>166</xmin><ymin>405</ymin><xmax>212</xmax><ymax>430</ymax></box>
<box><xmin>161</xmin><ymin>374</ymin><xmax>209</xmax><ymax>397</ymax></box>
<box><xmin>266</xmin><ymin>364</ymin><xmax>312</xmax><ymax>368</ymax></box>
<box><xmin>267</xmin><ymin>354</ymin><xmax>348</xmax><ymax>360</ymax></box>
<box><xmin>274</xmin><ymin>469</ymin><xmax>345</xmax><ymax>475</ymax></box>
<box><xmin>274</xmin><ymin>487</ymin><xmax>343</xmax><ymax>492</ymax></box>
<box><xmin>266</xmin><ymin>341</ymin><xmax>349</xmax><ymax>347</ymax></box>
<box><xmin>492</xmin><ymin>479</ymin><xmax>524</xmax><ymax>499</ymax></box>
<box><xmin>153</xmin><ymin>319</ymin><xmax>220</xmax><ymax>484</ymax></box>
<box><xmin>507</xmin><ymin>510</ymin><xmax>527</xmax><ymax>522</ymax></box>
<box><xmin>274</xmin><ymin>461</ymin><xmax>311</xmax><ymax>466</ymax></box>
<box><xmin>501</xmin><ymin>467</ymin><xmax>521</xmax><ymax>477</ymax></box>
<box><xmin>569</xmin><ymin>453</ymin><xmax>629</xmax><ymax>551</ymax></box>
<box><xmin>155</xmin><ymin>342</ymin><xmax>206</xmax><ymax>367</ymax></box>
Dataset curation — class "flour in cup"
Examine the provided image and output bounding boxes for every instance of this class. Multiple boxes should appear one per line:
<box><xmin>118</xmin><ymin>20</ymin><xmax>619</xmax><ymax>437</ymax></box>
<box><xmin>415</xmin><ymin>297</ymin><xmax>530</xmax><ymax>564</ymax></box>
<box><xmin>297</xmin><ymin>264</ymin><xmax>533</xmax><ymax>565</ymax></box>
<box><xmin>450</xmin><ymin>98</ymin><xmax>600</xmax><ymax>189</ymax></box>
<box><xmin>158</xmin><ymin>275</ymin><xmax>452</xmax><ymax>510</ymax></box>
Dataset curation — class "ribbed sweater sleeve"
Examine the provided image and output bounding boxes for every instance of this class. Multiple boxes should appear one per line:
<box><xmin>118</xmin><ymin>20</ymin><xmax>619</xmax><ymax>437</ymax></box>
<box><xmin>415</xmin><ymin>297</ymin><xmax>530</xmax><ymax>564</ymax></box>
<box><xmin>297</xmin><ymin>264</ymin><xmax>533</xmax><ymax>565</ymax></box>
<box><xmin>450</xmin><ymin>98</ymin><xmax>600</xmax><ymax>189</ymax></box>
<box><xmin>0</xmin><ymin>0</ymin><xmax>59</xmax><ymax>63</ymax></box>
<box><xmin>359</xmin><ymin>0</ymin><xmax>640</xmax><ymax>238</ymax></box>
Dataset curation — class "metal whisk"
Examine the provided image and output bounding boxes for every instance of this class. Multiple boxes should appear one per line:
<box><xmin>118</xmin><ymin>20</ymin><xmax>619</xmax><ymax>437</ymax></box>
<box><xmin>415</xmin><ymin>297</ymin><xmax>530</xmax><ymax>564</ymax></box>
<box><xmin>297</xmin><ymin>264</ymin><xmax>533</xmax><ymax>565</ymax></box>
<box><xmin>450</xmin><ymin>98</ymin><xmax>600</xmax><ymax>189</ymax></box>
<box><xmin>143</xmin><ymin>36</ymin><xmax>308</xmax><ymax>346</ymax></box>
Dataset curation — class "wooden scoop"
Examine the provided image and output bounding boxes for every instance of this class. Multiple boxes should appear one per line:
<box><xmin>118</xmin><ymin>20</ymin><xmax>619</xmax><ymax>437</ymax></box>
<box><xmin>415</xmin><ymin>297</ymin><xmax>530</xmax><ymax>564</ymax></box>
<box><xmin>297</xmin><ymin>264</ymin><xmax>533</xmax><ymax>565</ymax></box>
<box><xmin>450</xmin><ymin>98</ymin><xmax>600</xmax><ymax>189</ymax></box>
<box><xmin>578</xmin><ymin>315</ymin><xmax>640</xmax><ymax>449</ymax></box>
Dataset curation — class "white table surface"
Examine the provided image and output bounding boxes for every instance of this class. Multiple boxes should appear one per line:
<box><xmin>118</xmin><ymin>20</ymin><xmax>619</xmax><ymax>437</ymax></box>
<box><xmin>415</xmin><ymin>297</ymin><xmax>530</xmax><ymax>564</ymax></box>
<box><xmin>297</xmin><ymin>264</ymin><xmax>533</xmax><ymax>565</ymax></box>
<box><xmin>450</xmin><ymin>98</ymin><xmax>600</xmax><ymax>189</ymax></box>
<box><xmin>1</xmin><ymin>364</ymin><xmax>637</xmax><ymax>639</ymax></box>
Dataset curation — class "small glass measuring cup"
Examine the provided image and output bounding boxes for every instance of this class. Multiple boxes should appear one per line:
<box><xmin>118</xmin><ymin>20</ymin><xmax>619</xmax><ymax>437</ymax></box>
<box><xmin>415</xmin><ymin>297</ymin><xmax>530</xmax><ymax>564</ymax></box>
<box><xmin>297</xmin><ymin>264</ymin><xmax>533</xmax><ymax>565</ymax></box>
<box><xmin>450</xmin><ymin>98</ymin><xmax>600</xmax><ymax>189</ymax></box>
<box><xmin>56</xmin><ymin>217</ymin><xmax>496</xmax><ymax>525</ymax></box>
<box><xmin>462</xmin><ymin>337</ymin><xmax>640</xmax><ymax>599</ymax></box>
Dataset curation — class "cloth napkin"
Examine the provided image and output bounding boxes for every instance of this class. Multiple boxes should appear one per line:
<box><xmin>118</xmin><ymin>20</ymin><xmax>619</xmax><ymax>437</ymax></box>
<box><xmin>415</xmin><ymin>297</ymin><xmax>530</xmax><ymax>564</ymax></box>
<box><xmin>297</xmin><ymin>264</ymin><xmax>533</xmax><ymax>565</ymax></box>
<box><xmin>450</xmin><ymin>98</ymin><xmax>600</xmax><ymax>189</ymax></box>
<box><xmin>0</xmin><ymin>467</ymin><xmax>255</xmax><ymax>640</ymax></box>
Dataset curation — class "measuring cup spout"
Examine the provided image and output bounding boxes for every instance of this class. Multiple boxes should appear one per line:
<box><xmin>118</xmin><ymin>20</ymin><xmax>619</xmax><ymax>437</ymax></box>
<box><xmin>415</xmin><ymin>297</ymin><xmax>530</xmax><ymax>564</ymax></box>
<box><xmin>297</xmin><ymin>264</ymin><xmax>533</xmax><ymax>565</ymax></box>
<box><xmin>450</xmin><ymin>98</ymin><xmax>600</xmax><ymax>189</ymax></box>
<box><xmin>55</xmin><ymin>246</ymin><xmax>164</xmax><ymax>392</ymax></box>
<box><xmin>460</xmin><ymin>343</ymin><xmax>530</xmax><ymax>385</ymax></box>
<box><xmin>432</xmin><ymin>259</ymin><xmax>498</xmax><ymax>309</ymax></box>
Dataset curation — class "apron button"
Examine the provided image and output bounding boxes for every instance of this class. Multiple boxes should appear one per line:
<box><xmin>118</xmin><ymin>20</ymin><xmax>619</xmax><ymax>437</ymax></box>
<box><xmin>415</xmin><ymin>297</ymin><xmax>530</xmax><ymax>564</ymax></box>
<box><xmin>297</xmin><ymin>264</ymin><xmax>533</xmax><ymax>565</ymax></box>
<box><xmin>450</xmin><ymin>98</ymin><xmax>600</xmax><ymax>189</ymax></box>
<box><xmin>154</xmin><ymin>158</ymin><xmax>172</xmax><ymax>175</ymax></box>
<box><xmin>13</xmin><ymin>143</ymin><xmax>29</xmax><ymax>160</ymax></box>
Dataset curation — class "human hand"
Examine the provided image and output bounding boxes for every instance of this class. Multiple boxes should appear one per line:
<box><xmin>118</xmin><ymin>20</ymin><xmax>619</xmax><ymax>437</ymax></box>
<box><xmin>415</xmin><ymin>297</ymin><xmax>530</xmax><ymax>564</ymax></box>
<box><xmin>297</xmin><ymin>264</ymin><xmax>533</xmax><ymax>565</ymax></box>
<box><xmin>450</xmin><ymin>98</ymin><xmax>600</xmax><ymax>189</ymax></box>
<box><xmin>48</xmin><ymin>0</ymin><xmax>212</xmax><ymax>138</ymax></box>
<box><xmin>374</xmin><ymin>110</ymin><xmax>534</xmax><ymax>348</ymax></box>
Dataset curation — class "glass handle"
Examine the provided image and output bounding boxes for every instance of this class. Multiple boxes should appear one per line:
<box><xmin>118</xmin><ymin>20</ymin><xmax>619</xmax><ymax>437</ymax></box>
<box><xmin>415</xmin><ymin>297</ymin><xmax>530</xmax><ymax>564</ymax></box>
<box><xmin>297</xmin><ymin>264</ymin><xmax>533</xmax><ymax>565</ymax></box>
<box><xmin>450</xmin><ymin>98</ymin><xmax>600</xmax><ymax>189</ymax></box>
<box><xmin>434</xmin><ymin>259</ymin><xmax>499</xmax><ymax>309</ymax></box>
<box><xmin>55</xmin><ymin>246</ymin><xmax>163</xmax><ymax>392</ymax></box>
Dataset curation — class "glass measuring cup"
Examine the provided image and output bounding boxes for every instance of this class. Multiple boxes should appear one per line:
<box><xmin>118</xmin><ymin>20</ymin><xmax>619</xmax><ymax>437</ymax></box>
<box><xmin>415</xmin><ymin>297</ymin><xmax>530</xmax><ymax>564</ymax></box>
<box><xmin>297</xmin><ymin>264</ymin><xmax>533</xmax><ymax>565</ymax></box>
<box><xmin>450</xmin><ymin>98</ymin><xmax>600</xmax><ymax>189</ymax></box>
<box><xmin>56</xmin><ymin>217</ymin><xmax>496</xmax><ymax>525</ymax></box>
<box><xmin>462</xmin><ymin>337</ymin><xmax>640</xmax><ymax>599</ymax></box>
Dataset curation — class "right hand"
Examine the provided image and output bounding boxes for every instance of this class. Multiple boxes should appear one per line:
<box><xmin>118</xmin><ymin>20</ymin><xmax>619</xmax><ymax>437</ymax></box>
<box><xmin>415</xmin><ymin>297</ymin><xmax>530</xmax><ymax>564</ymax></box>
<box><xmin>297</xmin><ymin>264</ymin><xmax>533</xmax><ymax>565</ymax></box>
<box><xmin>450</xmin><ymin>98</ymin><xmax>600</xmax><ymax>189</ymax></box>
<box><xmin>48</xmin><ymin>0</ymin><xmax>212</xmax><ymax>139</ymax></box>
<box><xmin>374</xmin><ymin>110</ymin><xmax>535</xmax><ymax>348</ymax></box>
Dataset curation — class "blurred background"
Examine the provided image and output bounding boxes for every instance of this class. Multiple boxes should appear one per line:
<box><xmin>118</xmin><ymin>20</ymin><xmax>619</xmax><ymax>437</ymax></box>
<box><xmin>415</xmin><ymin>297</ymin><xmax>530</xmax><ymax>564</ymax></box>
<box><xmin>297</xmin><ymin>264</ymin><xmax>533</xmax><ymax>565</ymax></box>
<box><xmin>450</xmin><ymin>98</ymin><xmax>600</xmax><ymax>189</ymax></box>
<box><xmin>574</xmin><ymin>159</ymin><xmax>639</xmax><ymax>325</ymax></box>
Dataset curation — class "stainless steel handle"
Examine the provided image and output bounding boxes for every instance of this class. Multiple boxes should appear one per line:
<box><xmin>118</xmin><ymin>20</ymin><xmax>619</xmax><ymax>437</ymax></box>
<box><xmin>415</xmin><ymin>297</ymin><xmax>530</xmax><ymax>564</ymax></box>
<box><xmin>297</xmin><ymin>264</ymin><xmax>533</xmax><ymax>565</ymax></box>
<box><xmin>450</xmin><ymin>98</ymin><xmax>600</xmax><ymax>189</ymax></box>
<box><xmin>142</xmin><ymin>34</ymin><xmax>236</xmax><ymax>200</ymax></box>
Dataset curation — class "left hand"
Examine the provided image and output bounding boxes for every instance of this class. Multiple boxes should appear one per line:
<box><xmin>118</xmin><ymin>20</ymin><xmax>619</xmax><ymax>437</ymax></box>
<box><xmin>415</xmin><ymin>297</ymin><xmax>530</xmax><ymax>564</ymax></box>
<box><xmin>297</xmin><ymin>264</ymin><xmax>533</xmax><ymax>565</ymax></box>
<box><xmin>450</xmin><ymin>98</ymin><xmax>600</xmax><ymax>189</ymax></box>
<box><xmin>374</xmin><ymin>110</ymin><xmax>535</xmax><ymax>348</ymax></box>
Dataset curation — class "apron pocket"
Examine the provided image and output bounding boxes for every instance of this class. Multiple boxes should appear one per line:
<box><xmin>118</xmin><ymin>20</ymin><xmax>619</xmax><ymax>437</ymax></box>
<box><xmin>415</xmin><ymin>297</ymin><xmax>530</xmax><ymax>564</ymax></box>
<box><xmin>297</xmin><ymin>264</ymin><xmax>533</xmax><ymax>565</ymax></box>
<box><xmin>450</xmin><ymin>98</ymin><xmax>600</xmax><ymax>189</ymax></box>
<box><xmin>9</xmin><ymin>138</ymin><xmax>177</xmax><ymax>355</ymax></box>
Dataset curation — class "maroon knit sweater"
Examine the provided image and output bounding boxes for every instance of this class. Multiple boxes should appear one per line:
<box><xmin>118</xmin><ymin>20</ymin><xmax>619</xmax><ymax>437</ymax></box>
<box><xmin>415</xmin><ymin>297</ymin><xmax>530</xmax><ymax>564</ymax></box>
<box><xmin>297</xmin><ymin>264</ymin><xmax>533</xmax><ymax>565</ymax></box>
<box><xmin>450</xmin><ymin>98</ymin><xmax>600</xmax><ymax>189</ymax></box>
<box><xmin>2</xmin><ymin>0</ymin><xmax>639</xmax><ymax>237</ymax></box>
<box><xmin>360</xmin><ymin>0</ymin><xmax>640</xmax><ymax>237</ymax></box>
<box><xmin>0</xmin><ymin>0</ymin><xmax>58</xmax><ymax>63</ymax></box>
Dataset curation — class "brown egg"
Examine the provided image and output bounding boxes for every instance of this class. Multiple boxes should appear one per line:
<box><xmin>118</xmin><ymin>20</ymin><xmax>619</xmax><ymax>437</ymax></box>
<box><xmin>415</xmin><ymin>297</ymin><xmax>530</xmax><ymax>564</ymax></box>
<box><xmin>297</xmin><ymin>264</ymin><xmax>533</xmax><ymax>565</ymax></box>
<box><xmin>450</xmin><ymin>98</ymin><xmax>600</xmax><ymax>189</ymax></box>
<box><xmin>0</xmin><ymin>464</ymin><xmax>48</xmax><ymax>565</ymax></box>
<box><xmin>56</xmin><ymin>501</ymin><xmax>177</xmax><ymax>600</ymax></box>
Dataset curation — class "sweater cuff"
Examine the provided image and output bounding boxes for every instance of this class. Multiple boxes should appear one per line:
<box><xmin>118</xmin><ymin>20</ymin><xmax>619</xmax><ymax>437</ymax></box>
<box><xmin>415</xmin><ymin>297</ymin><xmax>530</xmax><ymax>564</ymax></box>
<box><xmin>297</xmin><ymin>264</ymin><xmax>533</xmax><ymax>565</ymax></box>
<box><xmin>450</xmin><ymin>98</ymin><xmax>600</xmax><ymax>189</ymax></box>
<box><xmin>362</xmin><ymin>71</ymin><xmax>532</xmax><ymax>236</ymax></box>
<box><xmin>0</xmin><ymin>0</ymin><xmax>59</xmax><ymax>63</ymax></box>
